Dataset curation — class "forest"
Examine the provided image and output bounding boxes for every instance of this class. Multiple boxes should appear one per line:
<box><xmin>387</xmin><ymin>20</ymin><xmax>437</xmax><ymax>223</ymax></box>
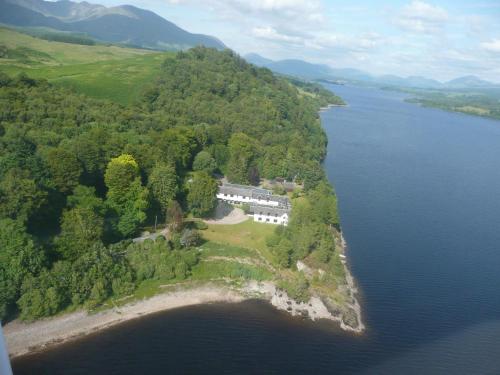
<box><xmin>0</xmin><ymin>47</ymin><xmax>342</xmax><ymax>321</ymax></box>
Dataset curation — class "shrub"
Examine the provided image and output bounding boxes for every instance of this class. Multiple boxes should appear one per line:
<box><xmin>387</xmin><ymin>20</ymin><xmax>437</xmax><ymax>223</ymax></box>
<box><xmin>180</xmin><ymin>229</ymin><xmax>202</xmax><ymax>248</ymax></box>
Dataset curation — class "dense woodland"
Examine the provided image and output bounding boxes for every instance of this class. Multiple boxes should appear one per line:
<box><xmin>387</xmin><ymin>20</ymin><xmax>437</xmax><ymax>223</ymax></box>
<box><xmin>0</xmin><ymin>47</ymin><xmax>341</xmax><ymax>321</ymax></box>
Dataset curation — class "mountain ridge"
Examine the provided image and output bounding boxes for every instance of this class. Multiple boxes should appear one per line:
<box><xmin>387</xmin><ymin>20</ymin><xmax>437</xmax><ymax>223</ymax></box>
<box><xmin>245</xmin><ymin>53</ymin><xmax>499</xmax><ymax>90</ymax></box>
<box><xmin>0</xmin><ymin>0</ymin><xmax>225</xmax><ymax>50</ymax></box>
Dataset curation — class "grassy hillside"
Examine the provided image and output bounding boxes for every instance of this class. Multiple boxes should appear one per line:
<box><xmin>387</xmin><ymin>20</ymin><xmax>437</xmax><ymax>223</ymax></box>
<box><xmin>0</xmin><ymin>27</ymin><xmax>155</xmax><ymax>65</ymax></box>
<box><xmin>0</xmin><ymin>27</ymin><xmax>166</xmax><ymax>104</ymax></box>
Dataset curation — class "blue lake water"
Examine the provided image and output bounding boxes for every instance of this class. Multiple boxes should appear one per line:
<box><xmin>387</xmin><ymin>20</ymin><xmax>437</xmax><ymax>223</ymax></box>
<box><xmin>13</xmin><ymin>85</ymin><xmax>500</xmax><ymax>374</ymax></box>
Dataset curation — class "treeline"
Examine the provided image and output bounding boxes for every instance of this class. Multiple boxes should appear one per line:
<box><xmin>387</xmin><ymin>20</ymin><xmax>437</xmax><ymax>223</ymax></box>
<box><xmin>0</xmin><ymin>47</ymin><xmax>340</xmax><ymax>321</ymax></box>
<box><xmin>37</xmin><ymin>32</ymin><xmax>96</xmax><ymax>46</ymax></box>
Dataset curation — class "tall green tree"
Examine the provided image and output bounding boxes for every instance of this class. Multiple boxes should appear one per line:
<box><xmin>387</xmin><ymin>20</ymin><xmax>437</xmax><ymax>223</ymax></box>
<box><xmin>44</xmin><ymin>147</ymin><xmax>82</xmax><ymax>193</ymax></box>
<box><xmin>192</xmin><ymin>151</ymin><xmax>217</xmax><ymax>174</ymax></box>
<box><xmin>187</xmin><ymin>171</ymin><xmax>218</xmax><ymax>217</ymax></box>
<box><xmin>148</xmin><ymin>162</ymin><xmax>178</xmax><ymax>214</ymax></box>
<box><xmin>56</xmin><ymin>207</ymin><xmax>104</xmax><ymax>259</ymax></box>
<box><xmin>0</xmin><ymin>168</ymin><xmax>47</xmax><ymax>223</ymax></box>
<box><xmin>226</xmin><ymin>133</ymin><xmax>259</xmax><ymax>184</ymax></box>
<box><xmin>0</xmin><ymin>219</ymin><xmax>45</xmax><ymax>319</ymax></box>
<box><xmin>105</xmin><ymin>154</ymin><xmax>148</xmax><ymax>237</ymax></box>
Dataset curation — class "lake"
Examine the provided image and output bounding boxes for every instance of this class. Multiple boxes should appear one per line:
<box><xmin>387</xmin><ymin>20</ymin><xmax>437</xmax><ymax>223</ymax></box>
<box><xmin>13</xmin><ymin>85</ymin><xmax>500</xmax><ymax>374</ymax></box>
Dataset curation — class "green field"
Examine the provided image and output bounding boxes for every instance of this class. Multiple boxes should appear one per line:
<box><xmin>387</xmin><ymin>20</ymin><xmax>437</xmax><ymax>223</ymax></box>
<box><xmin>0</xmin><ymin>27</ymin><xmax>168</xmax><ymax>104</ymax></box>
<box><xmin>203</xmin><ymin>220</ymin><xmax>278</xmax><ymax>263</ymax></box>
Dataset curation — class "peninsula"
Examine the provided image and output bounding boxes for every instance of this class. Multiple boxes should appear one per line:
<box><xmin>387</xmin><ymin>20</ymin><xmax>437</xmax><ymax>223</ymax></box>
<box><xmin>0</xmin><ymin>27</ymin><xmax>362</xmax><ymax>359</ymax></box>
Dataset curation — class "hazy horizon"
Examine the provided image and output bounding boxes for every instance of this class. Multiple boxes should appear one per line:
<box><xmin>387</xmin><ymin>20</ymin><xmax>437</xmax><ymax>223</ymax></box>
<box><xmin>81</xmin><ymin>0</ymin><xmax>500</xmax><ymax>83</ymax></box>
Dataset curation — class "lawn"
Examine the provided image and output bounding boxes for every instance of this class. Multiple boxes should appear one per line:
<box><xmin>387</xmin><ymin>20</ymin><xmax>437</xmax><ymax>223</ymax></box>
<box><xmin>198</xmin><ymin>241</ymin><xmax>260</xmax><ymax>259</ymax></box>
<box><xmin>202</xmin><ymin>220</ymin><xmax>277</xmax><ymax>260</ymax></box>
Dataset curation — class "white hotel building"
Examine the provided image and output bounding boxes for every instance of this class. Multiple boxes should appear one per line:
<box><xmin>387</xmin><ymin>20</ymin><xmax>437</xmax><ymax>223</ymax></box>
<box><xmin>217</xmin><ymin>183</ymin><xmax>291</xmax><ymax>225</ymax></box>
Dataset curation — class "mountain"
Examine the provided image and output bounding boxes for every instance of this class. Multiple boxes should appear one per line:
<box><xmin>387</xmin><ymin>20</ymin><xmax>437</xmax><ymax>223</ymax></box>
<box><xmin>244</xmin><ymin>54</ymin><xmax>370</xmax><ymax>81</ymax></box>
<box><xmin>445</xmin><ymin>75</ymin><xmax>498</xmax><ymax>89</ymax></box>
<box><xmin>244</xmin><ymin>53</ymin><xmax>500</xmax><ymax>90</ymax></box>
<box><xmin>265</xmin><ymin>59</ymin><xmax>333</xmax><ymax>79</ymax></box>
<box><xmin>244</xmin><ymin>53</ymin><xmax>273</xmax><ymax>67</ymax></box>
<box><xmin>0</xmin><ymin>0</ymin><xmax>225</xmax><ymax>50</ymax></box>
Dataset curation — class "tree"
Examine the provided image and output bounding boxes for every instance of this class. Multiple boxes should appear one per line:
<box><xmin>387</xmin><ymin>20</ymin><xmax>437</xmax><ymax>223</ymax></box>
<box><xmin>67</xmin><ymin>185</ymin><xmax>106</xmax><ymax>216</ymax></box>
<box><xmin>104</xmin><ymin>154</ymin><xmax>140</xmax><ymax>200</ymax></box>
<box><xmin>0</xmin><ymin>168</ymin><xmax>47</xmax><ymax>223</ymax></box>
<box><xmin>226</xmin><ymin>133</ymin><xmax>259</xmax><ymax>184</ymax></box>
<box><xmin>56</xmin><ymin>207</ymin><xmax>104</xmax><ymax>259</ymax></box>
<box><xmin>308</xmin><ymin>182</ymin><xmax>339</xmax><ymax>226</ymax></box>
<box><xmin>156</xmin><ymin>128</ymin><xmax>197</xmax><ymax>170</ymax></box>
<box><xmin>193</xmin><ymin>151</ymin><xmax>217</xmax><ymax>174</ymax></box>
<box><xmin>275</xmin><ymin>238</ymin><xmax>293</xmax><ymax>268</ymax></box>
<box><xmin>105</xmin><ymin>155</ymin><xmax>149</xmax><ymax>237</ymax></box>
<box><xmin>0</xmin><ymin>219</ymin><xmax>45</xmax><ymax>319</ymax></box>
<box><xmin>44</xmin><ymin>147</ymin><xmax>82</xmax><ymax>193</ymax></box>
<box><xmin>187</xmin><ymin>172</ymin><xmax>218</xmax><ymax>217</ymax></box>
<box><xmin>301</xmin><ymin>161</ymin><xmax>325</xmax><ymax>191</ymax></box>
<box><xmin>17</xmin><ymin>272</ymin><xmax>63</xmax><ymax>321</ymax></box>
<box><xmin>115</xmin><ymin>179</ymin><xmax>149</xmax><ymax>237</ymax></box>
<box><xmin>148</xmin><ymin>162</ymin><xmax>178</xmax><ymax>214</ymax></box>
<box><xmin>166</xmin><ymin>200</ymin><xmax>184</xmax><ymax>233</ymax></box>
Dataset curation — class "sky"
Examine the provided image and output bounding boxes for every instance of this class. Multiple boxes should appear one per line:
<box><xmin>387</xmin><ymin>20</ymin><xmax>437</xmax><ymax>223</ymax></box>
<box><xmin>95</xmin><ymin>0</ymin><xmax>500</xmax><ymax>82</ymax></box>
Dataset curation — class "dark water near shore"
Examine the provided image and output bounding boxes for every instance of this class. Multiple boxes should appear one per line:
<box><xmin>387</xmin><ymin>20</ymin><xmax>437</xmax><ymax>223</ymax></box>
<box><xmin>13</xmin><ymin>85</ymin><xmax>500</xmax><ymax>374</ymax></box>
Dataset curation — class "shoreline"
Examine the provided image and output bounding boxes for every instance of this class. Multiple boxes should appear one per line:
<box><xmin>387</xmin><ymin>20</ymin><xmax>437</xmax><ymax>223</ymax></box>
<box><xmin>338</xmin><ymin>233</ymin><xmax>365</xmax><ymax>333</ymax></box>
<box><xmin>5</xmin><ymin>239</ymin><xmax>365</xmax><ymax>360</ymax></box>
<box><xmin>319</xmin><ymin>103</ymin><xmax>347</xmax><ymax>111</ymax></box>
<box><xmin>4</xmin><ymin>285</ymin><xmax>245</xmax><ymax>359</ymax></box>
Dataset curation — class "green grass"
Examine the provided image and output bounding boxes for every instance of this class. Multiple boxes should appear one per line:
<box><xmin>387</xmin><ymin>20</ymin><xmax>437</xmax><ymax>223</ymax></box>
<box><xmin>203</xmin><ymin>220</ymin><xmax>275</xmax><ymax>253</ymax></box>
<box><xmin>0</xmin><ymin>27</ymin><xmax>155</xmax><ymax>66</ymax></box>
<box><xmin>191</xmin><ymin>260</ymin><xmax>272</xmax><ymax>281</ymax></box>
<box><xmin>198</xmin><ymin>241</ymin><xmax>260</xmax><ymax>259</ymax></box>
<box><xmin>0</xmin><ymin>27</ymin><xmax>169</xmax><ymax>105</ymax></box>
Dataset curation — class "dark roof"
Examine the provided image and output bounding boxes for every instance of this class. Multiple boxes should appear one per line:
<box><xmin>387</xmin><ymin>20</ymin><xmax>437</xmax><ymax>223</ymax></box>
<box><xmin>250</xmin><ymin>203</ymin><xmax>290</xmax><ymax>216</ymax></box>
<box><xmin>219</xmin><ymin>183</ymin><xmax>270</xmax><ymax>197</ymax></box>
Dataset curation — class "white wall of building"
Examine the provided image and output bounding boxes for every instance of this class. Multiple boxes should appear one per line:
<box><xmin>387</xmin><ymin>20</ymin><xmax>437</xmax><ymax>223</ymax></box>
<box><xmin>253</xmin><ymin>213</ymin><xmax>289</xmax><ymax>225</ymax></box>
<box><xmin>216</xmin><ymin>193</ymin><xmax>280</xmax><ymax>207</ymax></box>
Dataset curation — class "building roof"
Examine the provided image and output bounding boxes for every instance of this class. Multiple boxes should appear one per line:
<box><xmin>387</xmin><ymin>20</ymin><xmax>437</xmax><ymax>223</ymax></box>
<box><xmin>219</xmin><ymin>183</ymin><xmax>270</xmax><ymax>198</ymax></box>
<box><xmin>218</xmin><ymin>183</ymin><xmax>291</xmax><ymax>209</ymax></box>
<box><xmin>250</xmin><ymin>203</ymin><xmax>290</xmax><ymax>216</ymax></box>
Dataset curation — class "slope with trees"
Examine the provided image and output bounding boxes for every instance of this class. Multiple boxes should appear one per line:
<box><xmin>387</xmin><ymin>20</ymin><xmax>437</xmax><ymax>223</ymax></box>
<box><xmin>0</xmin><ymin>46</ymin><xmax>351</xmax><ymax>325</ymax></box>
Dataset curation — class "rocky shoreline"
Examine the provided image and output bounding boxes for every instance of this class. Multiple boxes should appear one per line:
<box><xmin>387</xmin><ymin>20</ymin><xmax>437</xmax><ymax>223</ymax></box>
<box><xmin>5</xmin><ymin>235</ymin><xmax>363</xmax><ymax>359</ymax></box>
<box><xmin>243</xmin><ymin>234</ymin><xmax>364</xmax><ymax>333</ymax></box>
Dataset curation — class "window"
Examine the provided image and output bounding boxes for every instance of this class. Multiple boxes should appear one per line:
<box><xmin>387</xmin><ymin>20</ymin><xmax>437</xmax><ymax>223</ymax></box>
<box><xmin>274</xmin><ymin>219</ymin><xmax>278</xmax><ymax>223</ymax></box>
<box><xmin>230</xmin><ymin>194</ymin><xmax>234</xmax><ymax>197</ymax></box>
<box><xmin>224</xmin><ymin>194</ymin><xmax>228</xmax><ymax>197</ymax></box>
<box><xmin>258</xmin><ymin>217</ymin><xmax>262</xmax><ymax>221</ymax></box>
<box><xmin>266</xmin><ymin>218</ymin><xmax>270</xmax><ymax>222</ymax></box>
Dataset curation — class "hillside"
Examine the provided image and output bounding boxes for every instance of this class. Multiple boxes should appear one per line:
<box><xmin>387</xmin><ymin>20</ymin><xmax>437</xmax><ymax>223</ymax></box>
<box><xmin>0</xmin><ymin>45</ymin><xmax>361</xmax><ymax>338</ymax></box>
<box><xmin>0</xmin><ymin>27</ymin><xmax>167</xmax><ymax>104</ymax></box>
<box><xmin>0</xmin><ymin>0</ymin><xmax>225</xmax><ymax>50</ymax></box>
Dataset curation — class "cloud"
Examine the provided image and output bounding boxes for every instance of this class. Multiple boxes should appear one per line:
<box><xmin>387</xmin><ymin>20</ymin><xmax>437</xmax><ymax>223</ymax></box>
<box><xmin>250</xmin><ymin>26</ymin><xmax>384</xmax><ymax>54</ymax></box>
<box><xmin>395</xmin><ymin>1</ymin><xmax>448</xmax><ymax>34</ymax></box>
<box><xmin>251</xmin><ymin>27</ymin><xmax>304</xmax><ymax>45</ymax></box>
<box><xmin>168</xmin><ymin>0</ymin><xmax>323</xmax><ymax>22</ymax></box>
<box><xmin>480</xmin><ymin>39</ymin><xmax>500</xmax><ymax>53</ymax></box>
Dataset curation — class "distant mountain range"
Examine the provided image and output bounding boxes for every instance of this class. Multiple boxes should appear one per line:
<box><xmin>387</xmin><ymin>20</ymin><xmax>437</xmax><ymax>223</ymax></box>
<box><xmin>0</xmin><ymin>0</ymin><xmax>225</xmax><ymax>50</ymax></box>
<box><xmin>245</xmin><ymin>53</ymin><xmax>500</xmax><ymax>90</ymax></box>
